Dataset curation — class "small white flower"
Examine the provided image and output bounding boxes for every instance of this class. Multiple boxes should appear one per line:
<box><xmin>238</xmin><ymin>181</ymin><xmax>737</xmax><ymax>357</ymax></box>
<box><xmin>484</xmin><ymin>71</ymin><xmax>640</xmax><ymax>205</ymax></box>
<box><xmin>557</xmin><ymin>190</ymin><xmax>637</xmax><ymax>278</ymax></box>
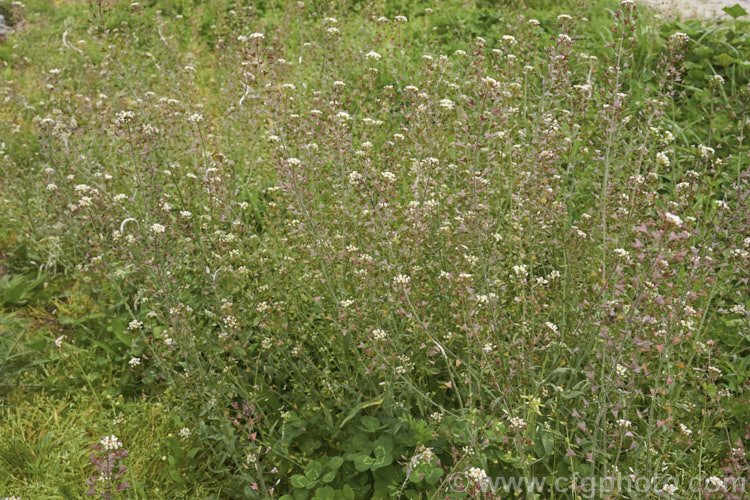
<box><xmin>179</xmin><ymin>427</ymin><xmax>191</xmax><ymax>439</ymax></box>
<box><xmin>393</xmin><ymin>274</ymin><xmax>411</xmax><ymax>286</ymax></box>
<box><xmin>467</xmin><ymin>467</ymin><xmax>488</xmax><ymax>485</ymax></box>
<box><xmin>128</xmin><ymin>357</ymin><xmax>141</xmax><ymax>367</ymax></box>
<box><xmin>698</xmin><ymin>144</ymin><xmax>715</xmax><ymax>158</ymax></box>
<box><xmin>100</xmin><ymin>435</ymin><xmax>123</xmax><ymax>451</ymax></box>
<box><xmin>439</xmin><ymin>98</ymin><xmax>454</xmax><ymax>110</ymax></box>
<box><xmin>512</xmin><ymin>264</ymin><xmax>528</xmax><ymax>277</ymax></box>
<box><xmin>669</xmin><ymin>32</ymin><xmax>689</xmax><ymax>43</ymax></box>
<box><xmin>656</xmin><ymin>151</ymin><xmax>670</xmax><ymax>167</ymax></box>
<box><xmin>664</xmin><ymin>212</ymin><xmax>683</xmax><ymax>226</ymax></box>
<box><xmin>509</xmin><ymin>416</ymin><xmax>526</xmax><ymax>430</ymax></box>
<box><xmin>409</xmin><ymin>445</ymin><xmax>434</xmax><ymax>468</ymax></box>
<box><xmin>55</xmin><ymin>335</ymin><xmax>65</xmax><ymax>348</ymax></box>
<box><xmin>348</xmin><ymin>171</ymin><xmax>363</xmax><ymax>184</ymax></box>
<box><xmin>482</xmin><ymin>76</ymin><xmax>499</xmax><ymax>88</ymax></box>
<box><xmin>380</xmin><ymin>171</ymin><xmax>396</xmax><ymax>182</ymax></box>
<box><xmin>616</xmin><ymin>419</ymin><xmax>632</xmax><ymax>429</ymax></box>
<box><xmin>372</xmin><ymin>328</ymin><xmax>387</xmax><ymax>342</ymax></box>
<box><xmin>706</xmin><ymin>476</ymin><xmax>724</xmax><ymax>491</ymax></box>
<box><xmin>661</xmin><ymin>484</ymin><xmax>678</xmax><ymax>496</ymax></box>
<box><xmin>150</xmin><ymin>223</ymin><xmax>166</xmax><ymax>234</ymax></box>
<box><xmin>614</xmin><ymin>248</ymin><xmax>630</xmax><ymax>258</ymax></box>
<box><xmin>365</xmin><ymin>50</ymin><xmax>382</xmax><ymax>60</ymax></box>
<box><xmin>115</xmin><ymin>110</ymin><xmax>135</xmax><ymax>124</ymax></box>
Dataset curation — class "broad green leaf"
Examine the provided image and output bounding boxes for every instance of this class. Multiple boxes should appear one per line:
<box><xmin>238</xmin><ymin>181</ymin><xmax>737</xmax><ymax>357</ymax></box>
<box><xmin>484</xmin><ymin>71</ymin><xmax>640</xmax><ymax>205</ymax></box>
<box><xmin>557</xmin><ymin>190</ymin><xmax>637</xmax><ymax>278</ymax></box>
<box><xmin>359</xmin><ymin>415</ymin><xmax>382</xmax><ymax>433</ymax></box>
<box><xmin>353</xmin><ymin>453</ymin><xmax>375</xmax><ymax>472</ymax></box>
<box><xmin>341</xmin><ymin>485</ymin><xmax>355</xmax><ymax>500</ymax></box>
<box><xmin>328</xmin><ymin>456</ymin><xmax>344</xmax><ymax>470</ymax></box>
<box><xmin>168</xmin><ymin>468</ymin><xmax>183</xmax><ymax>484</ymax></box>
<box><xmin>712</xmin><ymin>53</ymin><xmax>736</xmax><ymax>67</ymax></box>
<box><xmin>312</xmin><ymin>486</ymin><xmax>335</xmax><ymax>500</ymax></box>
<box><xmin>723</xmin><ymin>3</ymin><xmax>748</xmax><ymax>18</ymax></box>
<box><xmin>305</xmin><ymin>460</ymin><xmax>323</xmax><ymax>481</ymax></box>
<box><xmin>115</xmin><ymin>330</ymin><xmax>134</xmax><ymax>347</ymax></box>
<box><xmin>290</xmin><ymin>474</ymin><xmax>309</xmax><ymax>489</ymax></box>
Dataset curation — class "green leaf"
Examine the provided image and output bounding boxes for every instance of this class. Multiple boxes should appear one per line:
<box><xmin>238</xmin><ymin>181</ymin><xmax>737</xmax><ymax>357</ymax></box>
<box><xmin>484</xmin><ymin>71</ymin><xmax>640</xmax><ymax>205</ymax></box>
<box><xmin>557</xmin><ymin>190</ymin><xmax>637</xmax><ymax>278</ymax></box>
<box><xmin>25</xmin><ymin>340</ymin><xmax>47</xmax><ymax>351</ymax></box>
<box><xmin>321</xmin><ymin>471</ymin><xmax>336</xmax><ymax>483</ymax></box>
<box><xmin>360</xmin><ymin>415</ymin><xmax>382</xmax><ymax>433</ymax></box>
<box><xmin>338</xmin><ymin>397</ymin><xmax>383</xmax><ymax>428</ymax></box>
<box><xmin>562</xmin><ymin>391</ymin><xmax>583</xmax><ymax>399</ymax></box>
<box><xmin>290</xmin><ymin>474</ymin><xmax>310</xmax><ymax>489</ymax></box>
<box><xmin>328</xmin><ymin>456</ymin><xmax>344</xmax><ymax>470</ymax></box>
<box><xmin>723</xmin><ymin>3</ymin><xmax>748</xmax><ymax>18</ymax></box>
<box><xmin>168</xmin><ymin>468</ymin><xmax>183</xmax><ymax>484</ymax></box>
<box><xmin>542</xmin><ymin>431</ymin><xmax>555</xmax><ymax>455</ymax></box>
<box><xmin>305</xmin><ymin>460</ymin><xmax>323</xmax><ymax>481</ymax></box>
<box><xmin>347</xmin><ymin>433</ymin><xmax>371</xmax><ymax>452</ymax></box>
<box><xmin>341</xmin><ymin>485</ymin><xmax>355</xmax><ymax>500</ymax></box>
<box><xmin>0</xmin><ymin>273</ymin><xmax>44</xmax><ymax>305</ymax></box>
<box><xmin>115</xmin><ymin>330</ymin><xmax>134</xmax><ymax>348</ymax></box>
<box><xmin>312</xmin><ymin>486</ymin><xmax>335</xmax><ymax>500</ymax></box>
<box><xmin>425</xmin><ymin>467</ymin><xmax>444</xmax><ymax>484</ymax></box>
<box><xmin>712</xmin><ymin>53</ymin><xmax>736</xmax><ymax>67</ymax></box>
<box><xmin>353</xmin><ymin>453</ymin><xmax>376</xmax><ymax>472</ymax></box>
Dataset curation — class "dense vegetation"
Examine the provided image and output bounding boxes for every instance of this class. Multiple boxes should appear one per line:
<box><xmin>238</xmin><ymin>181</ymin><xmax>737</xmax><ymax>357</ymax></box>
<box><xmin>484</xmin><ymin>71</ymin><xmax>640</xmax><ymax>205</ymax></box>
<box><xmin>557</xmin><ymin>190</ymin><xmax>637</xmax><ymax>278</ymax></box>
<box><xmin>1</xmin><ymin>0</ymin><xmax>749</xmax><ymax>498</ymax></box>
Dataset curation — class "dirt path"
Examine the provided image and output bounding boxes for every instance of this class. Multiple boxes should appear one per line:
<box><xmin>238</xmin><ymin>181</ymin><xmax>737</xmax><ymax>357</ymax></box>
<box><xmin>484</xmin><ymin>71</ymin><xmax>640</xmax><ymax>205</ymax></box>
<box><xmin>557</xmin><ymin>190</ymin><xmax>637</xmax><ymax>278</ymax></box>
<box><xmin>638</xmin><ymin>0</ymin><xmax>750</xmax><ymax>19</ymax></box>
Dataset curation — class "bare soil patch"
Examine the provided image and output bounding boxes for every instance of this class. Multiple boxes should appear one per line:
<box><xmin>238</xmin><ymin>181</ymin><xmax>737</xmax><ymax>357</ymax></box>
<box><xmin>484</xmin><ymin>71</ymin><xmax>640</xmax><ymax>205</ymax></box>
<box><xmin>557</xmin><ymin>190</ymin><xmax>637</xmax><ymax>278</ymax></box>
<box><xmin>639</xmin><ymin>0</ymin><xmax>750</xmax><ymax>19</ymax></box>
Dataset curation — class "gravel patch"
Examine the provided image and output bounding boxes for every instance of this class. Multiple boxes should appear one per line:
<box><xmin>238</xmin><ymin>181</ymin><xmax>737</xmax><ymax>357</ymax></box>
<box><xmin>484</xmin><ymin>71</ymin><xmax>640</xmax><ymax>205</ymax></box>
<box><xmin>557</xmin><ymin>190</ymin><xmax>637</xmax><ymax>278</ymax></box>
<box><xmin>638</xmin><ymin>0</ymin><xmax>750</xmax><ymax>19</ymax></box>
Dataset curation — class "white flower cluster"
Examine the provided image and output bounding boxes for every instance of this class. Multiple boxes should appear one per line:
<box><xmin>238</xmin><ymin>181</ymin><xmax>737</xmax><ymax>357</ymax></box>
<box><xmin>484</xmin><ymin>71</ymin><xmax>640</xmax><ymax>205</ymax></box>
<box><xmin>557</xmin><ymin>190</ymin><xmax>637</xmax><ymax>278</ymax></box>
<box><xmin>100</xmin><ymin>435</ymin><xmax>123</xmax><ymax>451</ymax></box>
<box><xmin>467</xmin><ymin>467</ymin><xmax>488</xmax><ymax>485</ymax></box>
<box><xmin>393</xmin><ymin>274</ymin><xmax>411</xmax><ymax>286</ymax></box>
<box><xmin>509</xmin><ymin>416</ymin><xmax>526</xmax><ymax>431</ymax></box>
<box><xmin>409</xmin><ymin>445</ymin><xmax>435</xmax><ymax>468</ymax></box>
<box><xmin>372</xmin><ymin>328</ymin><xmax>387</xmax><ymax>342</ymax></box>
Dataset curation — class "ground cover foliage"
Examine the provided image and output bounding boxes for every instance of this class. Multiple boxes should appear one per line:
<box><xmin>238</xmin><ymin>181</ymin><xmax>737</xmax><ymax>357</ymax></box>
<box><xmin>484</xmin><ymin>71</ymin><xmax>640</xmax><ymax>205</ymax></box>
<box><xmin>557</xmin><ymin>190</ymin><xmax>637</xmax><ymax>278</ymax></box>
<box><xmin>1</xmin><ymin>0</ymin><xmax>750</xmax><ymax>498</ymax></box>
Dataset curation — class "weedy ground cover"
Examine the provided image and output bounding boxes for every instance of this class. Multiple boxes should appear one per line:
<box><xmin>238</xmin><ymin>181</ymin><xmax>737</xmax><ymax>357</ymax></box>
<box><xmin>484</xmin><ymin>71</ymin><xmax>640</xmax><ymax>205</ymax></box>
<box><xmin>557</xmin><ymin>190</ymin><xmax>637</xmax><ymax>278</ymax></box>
<box><xmin>0</xmin><ymin>0</ymin><xmax>749</xmax><ymax>498</ymax></box>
